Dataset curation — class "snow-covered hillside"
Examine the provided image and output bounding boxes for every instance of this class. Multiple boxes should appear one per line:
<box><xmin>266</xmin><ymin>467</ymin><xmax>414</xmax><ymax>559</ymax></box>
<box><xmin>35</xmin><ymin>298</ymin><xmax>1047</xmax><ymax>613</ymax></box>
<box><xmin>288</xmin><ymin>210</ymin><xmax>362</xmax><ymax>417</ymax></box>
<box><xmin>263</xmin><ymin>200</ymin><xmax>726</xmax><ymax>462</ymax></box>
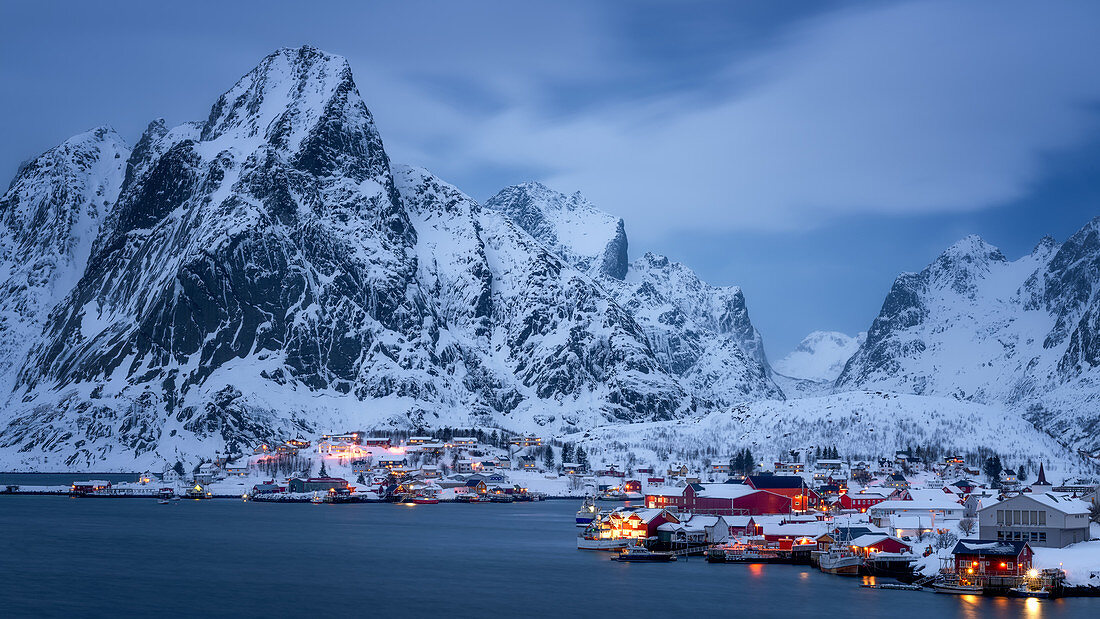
<box><xmin>569</xmin><ymin>391</ymin><xmax>1089</xmax><ymax>479</ymax></box>
<box><xmin>774</xmin><ymin>331</ymin><xmax>864</xmax><ymax>382</ymax></box>
<box><xmin>836</xmin><ymin>228</ymin><xmax>1100</xmax><ymax>453</ymax></box>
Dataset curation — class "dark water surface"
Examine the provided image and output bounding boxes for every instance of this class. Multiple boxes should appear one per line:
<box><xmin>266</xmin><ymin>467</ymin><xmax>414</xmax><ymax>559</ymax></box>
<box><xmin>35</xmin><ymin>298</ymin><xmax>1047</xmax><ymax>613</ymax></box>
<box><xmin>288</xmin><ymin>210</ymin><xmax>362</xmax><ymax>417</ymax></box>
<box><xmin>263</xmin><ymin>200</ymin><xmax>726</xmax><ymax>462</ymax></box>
<box><xmin>0</xmin><ymin>495</ymin><xmax>1094</xmax><ymax>618</ymax></box>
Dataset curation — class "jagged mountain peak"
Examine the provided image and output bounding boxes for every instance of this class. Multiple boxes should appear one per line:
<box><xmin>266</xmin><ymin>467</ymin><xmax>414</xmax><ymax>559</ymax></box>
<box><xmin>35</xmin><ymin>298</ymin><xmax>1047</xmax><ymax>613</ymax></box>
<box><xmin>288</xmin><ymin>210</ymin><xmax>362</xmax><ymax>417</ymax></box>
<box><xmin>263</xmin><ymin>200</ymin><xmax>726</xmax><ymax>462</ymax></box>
<box><xmin>484</xmin><ymin>181</ymin><xmax>627</xmax><ymax>280</ymax></box>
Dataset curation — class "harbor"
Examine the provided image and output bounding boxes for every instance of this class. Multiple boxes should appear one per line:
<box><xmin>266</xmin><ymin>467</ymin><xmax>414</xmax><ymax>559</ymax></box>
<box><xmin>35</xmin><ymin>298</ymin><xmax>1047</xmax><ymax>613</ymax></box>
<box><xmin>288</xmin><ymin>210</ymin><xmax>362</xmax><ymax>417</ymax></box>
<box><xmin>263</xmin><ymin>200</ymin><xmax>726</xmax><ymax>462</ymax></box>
<box><xmin>0</xmin><ymin>495</ymin><xmax>1096</xmax><ymax>618</ymax></box>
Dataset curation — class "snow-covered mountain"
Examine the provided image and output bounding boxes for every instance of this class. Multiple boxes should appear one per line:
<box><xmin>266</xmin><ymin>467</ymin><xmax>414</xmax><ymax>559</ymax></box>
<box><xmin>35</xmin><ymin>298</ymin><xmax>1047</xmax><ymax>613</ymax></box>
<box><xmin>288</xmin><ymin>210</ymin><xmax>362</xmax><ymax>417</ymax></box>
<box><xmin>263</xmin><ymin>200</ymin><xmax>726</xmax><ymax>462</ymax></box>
<box><xmin>2</xmin><ymin>45</ymin><xmax>1095</xmax><ymax>471</ymax></box>
<box><xmin>0</xmin><ymin>47</ymin><xmax>704</xmax><ymax>469</ymax></box>
<box><xmin>775</xmin><ymin>331</ymin><xmax>864</xmax><ymax>382</ymax></box>
<box><xmin>836</xmin><ymin>226</ymin><xmax>1100</xmax><ymax>453</ymax></box>
<box><xmin>484</xmin><ymin>183</ymin><xmax>782</xmax><ymax>405</ymax></box>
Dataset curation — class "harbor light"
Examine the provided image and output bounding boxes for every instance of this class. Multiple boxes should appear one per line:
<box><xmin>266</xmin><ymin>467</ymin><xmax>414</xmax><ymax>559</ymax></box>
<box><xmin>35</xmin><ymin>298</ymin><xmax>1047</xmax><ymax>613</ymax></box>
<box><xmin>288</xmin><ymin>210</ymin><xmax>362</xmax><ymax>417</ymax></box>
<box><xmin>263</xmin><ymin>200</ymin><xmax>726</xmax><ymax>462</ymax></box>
<box><xmin>1027</xmin><ymin>569</ymin><xmax>1038</xmax><ymax>579</ymax></box>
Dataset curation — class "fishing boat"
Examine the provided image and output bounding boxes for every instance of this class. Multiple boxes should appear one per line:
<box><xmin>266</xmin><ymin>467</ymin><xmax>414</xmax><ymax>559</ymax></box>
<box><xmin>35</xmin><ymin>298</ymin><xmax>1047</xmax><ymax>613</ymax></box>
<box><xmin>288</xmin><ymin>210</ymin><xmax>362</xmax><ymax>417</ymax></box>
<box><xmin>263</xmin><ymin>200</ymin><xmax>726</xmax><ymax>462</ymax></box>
<box><xmin>818</xmin><ymin>545</ymin><xmax>862</xmax><ymax>575</ymax></box>
<box><xmin>706</xmin><ymin>539</ymin><xmax>784</xmax><ymax>563</ymax></box>
<box><xmin>310</xmin><ymin>492</ymin><xmax>324</xmax><ymax>504</ymax></box>
<box><xmin>489</xmin><ymin>493</ymin><xmax>514</xmax><ymax>503</ymax></box>
<box><xmin>611</xmin><ymin>546</ymin><xmax>677</xmax><ymax>563</ymax></box>
<box><xmin>576</xmin><ymin>497</ymin><xmax>597</xmax><ymax>526</ymax></box>
<box><xmin>157</xmin><ymin>498</ymin><xmax>172</xmax><ymax>505</ymax></box>
<box><xmin>932</xmin><ymin>581</ymin><xmax>984</xmax><ymax>595</ymax></box>
<box><xmin>1009</xmin><ymin>585</ymin><xmax>1049</xmax><ymax>599</ymax></box>
<box><xmin>409</xmin><ymin>495</ymin><xmax>439</xmax><ymax>504</ymax></box>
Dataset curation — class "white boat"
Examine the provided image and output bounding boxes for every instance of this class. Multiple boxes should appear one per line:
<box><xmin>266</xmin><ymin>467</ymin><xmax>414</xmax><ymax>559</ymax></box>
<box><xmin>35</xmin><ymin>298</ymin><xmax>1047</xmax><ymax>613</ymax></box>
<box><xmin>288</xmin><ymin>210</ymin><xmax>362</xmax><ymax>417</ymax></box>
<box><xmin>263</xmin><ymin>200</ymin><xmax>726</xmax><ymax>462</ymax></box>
<box><xmin>818</xmin><ymin>546</ymin><xmax>862</xmax><ymax>575</ymax></box>
<box><xmin>577</xmin><ymin>536</ymin><xmax>632</xmax><ymax>550</ymax></box>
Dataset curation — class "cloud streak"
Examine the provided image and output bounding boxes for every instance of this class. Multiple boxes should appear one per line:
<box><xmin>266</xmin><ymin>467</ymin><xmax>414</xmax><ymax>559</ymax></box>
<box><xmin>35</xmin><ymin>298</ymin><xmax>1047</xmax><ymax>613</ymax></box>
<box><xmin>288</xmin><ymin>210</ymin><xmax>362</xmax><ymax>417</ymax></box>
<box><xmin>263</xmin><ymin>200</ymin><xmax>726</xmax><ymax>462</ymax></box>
<box><xmin>376</xmin><ymin>1</ymin><xmax>1100</xmax><ymax>241</ymax></box>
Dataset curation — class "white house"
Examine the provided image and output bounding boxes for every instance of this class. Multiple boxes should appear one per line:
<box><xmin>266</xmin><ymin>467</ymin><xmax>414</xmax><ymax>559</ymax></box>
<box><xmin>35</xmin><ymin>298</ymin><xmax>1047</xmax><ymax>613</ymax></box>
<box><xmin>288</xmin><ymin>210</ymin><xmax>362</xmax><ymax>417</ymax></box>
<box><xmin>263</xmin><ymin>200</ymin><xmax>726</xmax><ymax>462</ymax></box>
<box><xmin>978</xmin><ymin>492</ymin><xmax>1092</xmax><ymax>548</ymax></box>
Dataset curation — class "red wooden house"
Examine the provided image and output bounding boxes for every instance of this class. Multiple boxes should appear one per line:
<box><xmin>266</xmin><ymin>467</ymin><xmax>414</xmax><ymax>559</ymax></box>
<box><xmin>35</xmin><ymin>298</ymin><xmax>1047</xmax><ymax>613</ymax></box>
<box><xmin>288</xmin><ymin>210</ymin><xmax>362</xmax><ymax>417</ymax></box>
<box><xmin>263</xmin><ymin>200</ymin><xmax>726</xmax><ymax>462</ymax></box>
<box><xmin>838</xmin><ymin>491</ymin><xmax>890</xmax><ymax>513</ymax></box>
<box><xmin>607</xmin><ymin>508</ymin><xmax>679</xmax><ymax>540</ymax></box>
<box><xmin>848</xmin><ymin>534</ymin><xmax>911</xmax><ymax>556</ymax></box>
<box><xmin>744</xmin><ymin>476</ymin><xmax>819</xmax><ymax>511</ymax></box>
<box><xmin>645</xmin><ymin>483</ymin><xmax>793</xmax><ymax>516</ymax></box>
<box><xmin>951</xmin><ymin>539</ymin><xmax>1033</xmax><ymax>582</ymax></box>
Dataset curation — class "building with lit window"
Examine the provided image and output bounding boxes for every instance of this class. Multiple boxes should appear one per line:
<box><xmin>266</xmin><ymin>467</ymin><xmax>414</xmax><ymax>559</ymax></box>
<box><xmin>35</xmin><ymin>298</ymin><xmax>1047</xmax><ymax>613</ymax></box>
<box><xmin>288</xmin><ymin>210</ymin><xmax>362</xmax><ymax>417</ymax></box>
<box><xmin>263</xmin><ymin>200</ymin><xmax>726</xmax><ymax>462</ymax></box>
<box><xmin>978</xmin><ymin>493</ymin><xmax>1091</xmax><ymax>548</ymax></box>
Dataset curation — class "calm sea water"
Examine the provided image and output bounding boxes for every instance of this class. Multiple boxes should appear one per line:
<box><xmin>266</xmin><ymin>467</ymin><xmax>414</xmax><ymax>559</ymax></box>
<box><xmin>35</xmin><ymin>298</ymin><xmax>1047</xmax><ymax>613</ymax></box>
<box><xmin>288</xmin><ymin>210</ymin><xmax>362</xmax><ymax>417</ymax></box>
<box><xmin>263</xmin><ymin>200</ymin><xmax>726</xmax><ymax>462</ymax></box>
<box><xmin>1</xmin><ymin>488</ymin><xmax>1096</xmax><ymax>618</ymax></box>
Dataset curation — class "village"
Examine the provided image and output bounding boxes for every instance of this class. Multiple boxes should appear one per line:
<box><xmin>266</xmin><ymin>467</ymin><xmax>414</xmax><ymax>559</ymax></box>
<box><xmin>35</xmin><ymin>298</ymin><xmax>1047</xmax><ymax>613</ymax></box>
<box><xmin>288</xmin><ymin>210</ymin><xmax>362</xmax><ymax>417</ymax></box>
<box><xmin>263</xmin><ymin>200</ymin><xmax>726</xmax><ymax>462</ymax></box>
<box><xmin>574</xmin><ymin>450</ymin><xmax>1100</xmax><ymax>598</ymax></box>
<box><xmin>8</xmin><ymin>431</ymin><xmax>1100</xmax><ymax>599</ymax></box>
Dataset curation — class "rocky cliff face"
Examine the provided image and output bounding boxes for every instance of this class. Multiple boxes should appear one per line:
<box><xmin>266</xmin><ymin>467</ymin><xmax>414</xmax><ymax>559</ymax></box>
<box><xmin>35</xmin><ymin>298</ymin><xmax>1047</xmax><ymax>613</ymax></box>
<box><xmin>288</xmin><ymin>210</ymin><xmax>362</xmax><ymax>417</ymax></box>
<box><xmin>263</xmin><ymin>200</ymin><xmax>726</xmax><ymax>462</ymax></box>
<box><xmin>484</xmin><ymin>184</ymin><xmax>782</xmax><ymax>405</ymax></box>
<box><xmin>0</xmin><ymin>47</ymin><xmax>696</xmax><ymax>469</ymax></box>
<box><xmin>836</xmin><ymin>225</ymin><xmax>1100</xmax><ymax>452</ymax></box>
<box><xmin>0</xmin><ymin>127</ymin><xmax>129</xmax><ymax>394</ymax></box>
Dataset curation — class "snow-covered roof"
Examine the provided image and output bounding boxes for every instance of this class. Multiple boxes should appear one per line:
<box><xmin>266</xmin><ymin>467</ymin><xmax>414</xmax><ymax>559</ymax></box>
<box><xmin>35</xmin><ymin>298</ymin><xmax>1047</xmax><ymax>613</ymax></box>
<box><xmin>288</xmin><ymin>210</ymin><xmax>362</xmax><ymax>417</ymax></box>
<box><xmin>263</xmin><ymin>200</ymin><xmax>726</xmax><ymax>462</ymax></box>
<box><xmin>760</xmin><ymin>522</ymin><xmax>827</xmax><ymax>537</ymax></box>
<box><xmin>1025</xmin><ymin>492</ymin><xmax>1091</xmax><ymax>515</ymax></box>
<box><xmin>870</xmin><ymin>497</ymin><xmax>963</xmax><ymax>512</ymax></box>
<box><xmin>695</xmin><ymin>483</ymin><xmax>758</xmax><ymax>500</ymax></box>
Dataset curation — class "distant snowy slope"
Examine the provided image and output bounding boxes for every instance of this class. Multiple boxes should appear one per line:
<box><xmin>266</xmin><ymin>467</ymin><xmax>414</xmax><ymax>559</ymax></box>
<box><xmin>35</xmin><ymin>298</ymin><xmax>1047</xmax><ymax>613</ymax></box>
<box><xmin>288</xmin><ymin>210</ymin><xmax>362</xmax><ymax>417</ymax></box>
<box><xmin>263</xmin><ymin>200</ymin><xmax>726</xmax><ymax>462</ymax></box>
<box><xmin>570</xmin><ymin>391</ymin><xmax>1089</xmax><ymax>478</ymax></box>
<box><xmin>775</xmin><ymin>331</ymin><xmax>864</xmax><ymax>382</ymax></box>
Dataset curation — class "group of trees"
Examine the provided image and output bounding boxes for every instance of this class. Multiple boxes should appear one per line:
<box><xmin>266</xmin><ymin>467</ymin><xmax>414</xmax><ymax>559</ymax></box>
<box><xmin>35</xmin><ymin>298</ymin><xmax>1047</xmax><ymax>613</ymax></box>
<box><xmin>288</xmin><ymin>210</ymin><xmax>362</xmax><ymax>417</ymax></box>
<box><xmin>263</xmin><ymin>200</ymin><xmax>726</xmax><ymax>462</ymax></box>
<box><xmin>560</xmin><ymin>442</ymin><xmax>588</xmax><ymax>467</ymax></box>
<box><xmin>730</xmin><ymin>448</ymin><xmax>755</xmax><ymax>475</ymax></box>
<box><xmin>983</xmin><ymin>455</ymin><xmax>1003</xmax><ymax>486</ymax></box>
<box><xmin>815</xmin><ymin>446</ymin><xmax>841</xmax><ymax>460</ymax></box>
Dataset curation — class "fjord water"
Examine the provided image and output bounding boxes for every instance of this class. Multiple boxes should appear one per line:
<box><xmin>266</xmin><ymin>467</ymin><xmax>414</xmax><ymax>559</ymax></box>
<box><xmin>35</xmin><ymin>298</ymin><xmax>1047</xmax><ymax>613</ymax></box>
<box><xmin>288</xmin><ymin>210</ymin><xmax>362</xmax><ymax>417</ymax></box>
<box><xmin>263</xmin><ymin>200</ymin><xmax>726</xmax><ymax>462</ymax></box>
<box><xmin>0</xmin><ymin>495</ymin><xmax>1092</xmax><ymax>618</ymax></box>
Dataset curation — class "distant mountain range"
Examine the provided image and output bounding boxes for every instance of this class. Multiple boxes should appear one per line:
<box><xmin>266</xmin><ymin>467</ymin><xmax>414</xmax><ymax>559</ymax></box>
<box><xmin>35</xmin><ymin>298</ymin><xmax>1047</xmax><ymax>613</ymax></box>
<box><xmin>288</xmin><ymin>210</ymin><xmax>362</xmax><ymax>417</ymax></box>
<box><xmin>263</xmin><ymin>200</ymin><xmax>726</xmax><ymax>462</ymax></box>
<box><xmin>0</xmin><ymin>46</ymin><xmax>1096</xmax><ymax>469</ymax></box>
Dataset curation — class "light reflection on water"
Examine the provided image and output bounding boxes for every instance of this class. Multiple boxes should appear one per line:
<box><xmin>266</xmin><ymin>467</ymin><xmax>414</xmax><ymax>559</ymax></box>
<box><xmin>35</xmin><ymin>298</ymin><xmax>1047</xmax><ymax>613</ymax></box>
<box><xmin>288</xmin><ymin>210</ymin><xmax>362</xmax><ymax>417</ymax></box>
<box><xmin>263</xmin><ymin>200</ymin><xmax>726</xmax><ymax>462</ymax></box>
<box><xmin>0</xmin><ymin>496</ymin><xmax>1094</xmax><ymax>619</ymax></box>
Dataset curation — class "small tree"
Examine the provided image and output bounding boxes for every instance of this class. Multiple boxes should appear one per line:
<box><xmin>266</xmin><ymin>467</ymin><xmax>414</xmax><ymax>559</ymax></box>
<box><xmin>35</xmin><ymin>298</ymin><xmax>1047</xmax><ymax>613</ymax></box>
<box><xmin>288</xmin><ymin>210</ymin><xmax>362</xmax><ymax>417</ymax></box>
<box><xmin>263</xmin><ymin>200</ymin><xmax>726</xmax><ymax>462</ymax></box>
<box><xmin>1089</xmin><ymin>499</ymin><xmax>1100</xmax><ymax>525</ymax></box>
<box><xmin>543</xmin><ymin>447</ymin><xmax>555</xmax><ymax>471</ymax></box>
<box><xmin>959</xmin><ymin>518</ymin><xmax>976</xmax><ymax>535</ymax></box>
<box><xmin>576</xmin><ymin>446</ymin><xmax>588</xmax><ymax>468</ymax></box>
<box><xmin>561</xmin><ymin>442</ymin><xmax>574</xmax><ymax>464</ymax></box>
<box><xmin>172</xmin><ymin>461</ymin><xmax>185</xmax><ymax>477</ymax></box>
<box><xmin>1017</xmin><ymin>464</ymin><xmax>1028</xmax><ymax>482</ymax></box>
<box><xmin>356</xmin><ymin>473</ymin><xmax>366</xmax><ymax>485</ymax></box>
<box><xmin>935</xmin><ymin>532</ymin><xmax>959</xmax><ymax>550</ymax></box>
<box><xmin>319</xmin><ymin>460</ymin><xmax>328</xmax><ymax>478</ymax></box>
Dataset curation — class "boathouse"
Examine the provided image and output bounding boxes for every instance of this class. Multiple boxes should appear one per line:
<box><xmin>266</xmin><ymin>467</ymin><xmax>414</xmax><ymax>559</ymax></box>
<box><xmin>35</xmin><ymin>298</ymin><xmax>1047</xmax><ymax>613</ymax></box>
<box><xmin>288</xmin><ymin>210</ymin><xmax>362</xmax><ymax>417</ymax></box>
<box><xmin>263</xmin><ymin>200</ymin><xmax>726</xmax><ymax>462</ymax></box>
<box><xmin>951</xmin><ymin>539</ymin><xmax>1032</xmax><ymax>586</ymax></box>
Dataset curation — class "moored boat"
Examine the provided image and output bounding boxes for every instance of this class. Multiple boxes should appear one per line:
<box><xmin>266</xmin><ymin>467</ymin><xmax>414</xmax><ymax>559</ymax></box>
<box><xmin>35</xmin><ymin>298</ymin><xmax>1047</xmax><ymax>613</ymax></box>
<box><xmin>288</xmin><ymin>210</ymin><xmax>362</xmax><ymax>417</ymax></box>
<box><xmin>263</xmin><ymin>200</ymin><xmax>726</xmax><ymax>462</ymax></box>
<box><xmin>577</xmin><ymin>536</ymin><xmax>632</xmax><ymax>551</ymax></box>
<box><xmin>1009</xmin><ymin>585</ymin><xmax>1049</xmax><ymax>599</ymax></box>
<box><xmin>611</xmin><ymin>546</ymin><xmax>677</xmax><ymax>562</ymax></box>
<box><xmin>818</xmin><ymin>546</ymin><xmax>862</xmax><ymax>576</ymax></box>
<box><xmin>576</xmin><ymin>497</ymin><xmax>597</xmax><ymax>526</ymax></box>
<box><xmin>932</xmin><ymin>581</ymin><xmax>984</xmax><ymax>595</ymax></box>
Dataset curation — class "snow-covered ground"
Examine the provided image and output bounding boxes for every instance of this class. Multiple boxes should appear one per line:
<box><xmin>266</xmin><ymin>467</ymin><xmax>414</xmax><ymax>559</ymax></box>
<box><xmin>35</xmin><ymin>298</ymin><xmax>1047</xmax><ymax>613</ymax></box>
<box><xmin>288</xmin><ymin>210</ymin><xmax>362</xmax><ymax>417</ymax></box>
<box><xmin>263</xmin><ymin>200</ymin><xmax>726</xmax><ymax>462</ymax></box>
<box><xmin>567</xmin><ymin>391</ymin><xmax>1093</xmax><ymax>477</ymax></box>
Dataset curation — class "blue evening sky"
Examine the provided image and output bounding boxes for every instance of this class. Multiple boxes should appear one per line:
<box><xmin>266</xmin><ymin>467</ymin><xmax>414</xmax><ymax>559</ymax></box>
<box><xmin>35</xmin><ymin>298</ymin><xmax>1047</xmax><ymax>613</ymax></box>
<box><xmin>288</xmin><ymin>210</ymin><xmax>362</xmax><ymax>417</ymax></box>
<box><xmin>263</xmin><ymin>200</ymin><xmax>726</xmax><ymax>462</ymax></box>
<box><xmin>2</xmin><ymin>1</ymin><xmax>1098</xmax><ymax>359</ymax></box>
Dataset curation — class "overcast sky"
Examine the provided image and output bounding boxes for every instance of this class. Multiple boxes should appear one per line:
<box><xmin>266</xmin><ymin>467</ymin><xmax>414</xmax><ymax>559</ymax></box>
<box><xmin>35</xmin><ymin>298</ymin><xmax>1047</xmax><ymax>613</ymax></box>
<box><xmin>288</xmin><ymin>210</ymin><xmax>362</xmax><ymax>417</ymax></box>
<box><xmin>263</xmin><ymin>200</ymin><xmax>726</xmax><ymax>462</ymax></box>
<box><xmin>2</xmin><ymin>1</ymin><xmax>1099</xmax><ymax>359</ymax></box>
